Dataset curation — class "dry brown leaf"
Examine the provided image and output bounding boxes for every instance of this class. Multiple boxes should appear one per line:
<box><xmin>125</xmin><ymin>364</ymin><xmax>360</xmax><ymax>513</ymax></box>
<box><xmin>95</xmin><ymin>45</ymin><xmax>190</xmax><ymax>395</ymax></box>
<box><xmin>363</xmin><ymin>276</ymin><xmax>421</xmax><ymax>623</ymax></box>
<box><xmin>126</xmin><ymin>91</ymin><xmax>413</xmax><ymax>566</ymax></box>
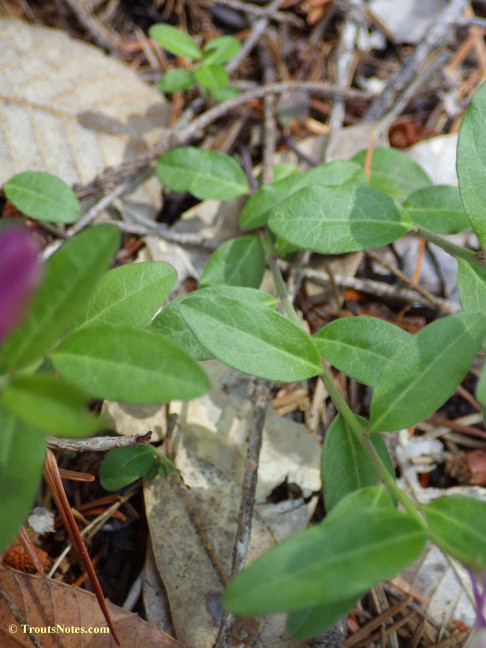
<box><xmin>144</xmin><ymin>361</ymin><xmax>321</xmax><ymax>648</ymax></box>
<box><xmin>0</xmin><ymin>565</ymin><xmax>185</xmax><ymax>648</ymax></box>
<box><xmin>0</xmin><ymin>19</ymin><xmax>170</xmax><ymax>218</ymax></box>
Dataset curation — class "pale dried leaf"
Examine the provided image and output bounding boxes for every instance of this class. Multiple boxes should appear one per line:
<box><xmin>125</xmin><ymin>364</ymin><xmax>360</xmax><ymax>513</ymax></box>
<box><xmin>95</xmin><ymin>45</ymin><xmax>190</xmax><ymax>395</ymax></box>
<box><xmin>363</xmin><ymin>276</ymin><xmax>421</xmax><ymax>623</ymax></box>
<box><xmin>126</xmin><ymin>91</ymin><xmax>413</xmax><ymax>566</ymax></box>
<box><xmin>145</xmin><ymin>361</ymin><xmax>321</xmax><ymax>648</ymax></box>
<box><xmin>0</xmin><ymin>20</ymin><xmax>170</xmax><ymax>218</ymax></box>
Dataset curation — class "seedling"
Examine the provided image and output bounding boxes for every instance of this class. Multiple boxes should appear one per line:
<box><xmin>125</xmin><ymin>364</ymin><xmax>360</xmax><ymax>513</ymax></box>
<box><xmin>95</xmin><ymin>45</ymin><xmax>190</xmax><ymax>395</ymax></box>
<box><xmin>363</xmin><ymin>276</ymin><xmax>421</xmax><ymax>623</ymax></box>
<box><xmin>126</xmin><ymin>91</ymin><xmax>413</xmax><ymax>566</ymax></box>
<box><xmin>149</xmin><ymin>24</ymin><xmax>241</xmax><ymax>101</ymax></box>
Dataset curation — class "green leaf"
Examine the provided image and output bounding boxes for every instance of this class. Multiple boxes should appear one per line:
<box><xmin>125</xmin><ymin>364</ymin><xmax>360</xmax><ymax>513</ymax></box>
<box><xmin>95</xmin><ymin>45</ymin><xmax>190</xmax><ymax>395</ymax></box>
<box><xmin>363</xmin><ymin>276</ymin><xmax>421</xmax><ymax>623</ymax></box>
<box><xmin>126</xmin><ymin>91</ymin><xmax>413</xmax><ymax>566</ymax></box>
<box><xmin>210</xmin><ymin>85</ymin><xmax>239</xmax><ymax>102</ymax></box>
<box><xmin>223</xmin><ymin>508</ymin><xmax>426</xmax><ymax>615</ymax></box>
<box><xmin>74</xmin><ymin>261</ymin><xmax>177</xmax><ymax>330</ymax></box>
<box><xmin>1</xmin><ymin>374</ymin><xmax>103</xmax><ymax>437</ymax></box>
<box><xmin>151</xmin><ymin>296</ymin><xmax>213</xmax><ymax>361</ymax></box>
<box><xmin>240</xmin><ymin>160</ymin><xmax>367</xmax><ymax>231</ymax></box>
<box><xmin>286</xmin><ymin>486</ymin><xmax>394</xmax><ymax>637</ymax></box>
<box><xmin>100</xmin><ymin>445</ymin><xmax>157</xmax><ymax>491</ymax></box>
<box><xmin>158</xmin><ymin>69</ymin><xmax>196</xmax><ymax>92</ymax></box>
<box><xmin>314</xmin><ymin>316</ymin><xmax>411</xmax><ymax>387</ymax></box>
<box><xmin>200</xmin><ymin>235</ymin><xmax>265</xmax><ymax>288</ymax></box>
<box><xmin>322</xmin><ymin>415</ymin><xmax>395</xmax><ymax>511</ymax></box>
<box><xmin>370</xmin><ymin>312</ymin><xmax>486</xmax><ymax>432</ymax></box>
<box><xmin>402</xmin><ymin>185</ymin><xmax>471</xmax><ymax>234</ymax></box>
<box><xmin>151</xmin><ymin>287</ymin><xmax>277</xmax><ymax>361</ymax></box>
<box><xmin>180</xmin><ymin>287</ymin><xmax>322</xmax><ymax>381</ymax></box>
<box><xmin>202</xmin><ymin>36</ymin><xmax>241</xmax><ymax>65</ymax></box>
<box><xmin>3</xmin><ymin>171</ymin><xmax>80</xmax><ymax>224</ymax></box>
<box><xmin>287</xmin><ymin>596</ymin><xmax>362</xmax><ymax>639</ymax></box>
<box><xmin>273</xmin><ymin>163</ymin><xmax>299</xmax><ymax>182</ymax></box>
<box><xmin>269</xmin><ymin>184</ymin><xmax>412</xmax><ymax>254</ymax></box>
<box><xmin>325</xmin><ymin>486</ymin><xmax>395</xmax><ymax>524</ymax></box>
<box><xmin>457</xmin><ymin>259</ymin><xmax>486</xmax><ymax>351</ymax></box>
<box><xmin>0</xmin><ymin>225</ymin><xmax>120</xmax><ymax>371</ymax></box>
<box><xmin>423</xmin><ymin>495</ymin><xmax>486</xmax><ymax>568</ymax></box>
<box><xmin>149</xmin><ymin>24</ymin><xmax>202</xmax><ymax>59</ymax></box>
<box><xmin>478</xmin><ymin>367</ymin><xmax>486</xmax><ymax>421</ymax></box>
<box><xmin>194</xmin><ymin>64</ymin><xmax>228</xmax><ymax>90</ymax></box>
<box><xmin>156</xmin><ymin>147</ymin><xmax>249</xmax><ymax>200</ymax></box>
<box><xmin>457</xmin><ymin>81</ymin><xmax>486</xmax><ymax>251</ymax></box>
<box><xmin>0</xmin><ymin>404</ymin><xmax>46</xmax><ymax>552</ymax></box>
<box><xmin>51</xmin><ymin>325</ymin><xmax>210</xmax><ymax>403</ymax></box>
<box><xmin>352</xmin><ymin>147</ymin><xmax>432</xmax><ymax>201</ymax></box>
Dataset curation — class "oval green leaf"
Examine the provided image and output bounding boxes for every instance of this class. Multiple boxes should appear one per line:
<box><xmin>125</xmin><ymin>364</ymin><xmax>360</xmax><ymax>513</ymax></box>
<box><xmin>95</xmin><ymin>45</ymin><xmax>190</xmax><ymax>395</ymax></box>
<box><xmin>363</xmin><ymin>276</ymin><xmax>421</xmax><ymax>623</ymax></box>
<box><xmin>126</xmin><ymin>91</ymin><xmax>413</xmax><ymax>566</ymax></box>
<box><xmin>402</xmin><ymin>185</ymin><xmax>471</xmax><ymax>234</ymax></box>
<box><xmin>423</xmin><ymin>495</ymin><xmax>486</xmax><ymax>568</ymax></box>
<box><xmin>151</xmin><ymin>287</ymin><xmax>277</xmax><ymax>361</ymax></box>
<box><xmin>194</xmin><ymin>64</ymin><xmax>228</xmax><ymax>90</ymax></box>
<box><xmin>269</xmin><ymin>184</ymin><xmax>412</xmax><ymax>254</ymax></box>
<box><xmin>322</xmin><ymin>415</ymin><xmax>395</xmax><ymax>511</ymax></box>
<box><xmin>3</xmin><ymin>171</ymin><xmax>80</xmax><ymax>224</ymax></box>
<box><xmin>457</xmin><ymin>81</ymin><xmax>486</xmax><ymax>251</ymax></box>
<box><xmin>370</xmin><ymin>312</ymin><xmax>486</xmax><ymax>432</ymax></box>
<box><xmin>0</xmin><ymin>404</ymin><xmax>46</xmax><ymax>552</ymax></box>
<box><xmin>151</xmin><ymin>296</ymin><xmax>213</xmax><ymax>361</ymax></box>
<box><xmin>100</xmin><ymin>445</ymin><xmax>157</xmax><ymax>491</ymax></box>
<box><xmin>1</xmin><ymin>374</ymin><xmax>103</xmax><ymax>437</ymax></box>
<box><xmin>457</xmin><ymin>259</ymin><xmax>486</xmax><ymax>352</ymax></box>
<box><xmin>352</xmin><ymin>147</ymin><xmax>432</xmax><ymax>201</ymax></box>
<box><xmin>325</xmin><ymin>486</ymin><xmax>395</xmax><ymax>524</ymax></box>
<box><xmin>158</xmin><ymin>69</ymin><xmax>196</xmax><ymax>92</ymax></box>
<box><xmin>478</xmin><ymin>367</ymin><xmax>486</xmax><ymax>419</ymax></box>
<box><xmin>202</xmin><ymin>36</ymin><xmax>241</xmax><ymax>65</ymax></box>
<box><xmin>223</xmin><ymin>508</ymin><xmax>426</xmax><ymax>615</ymax></box>
<box><xmin>75</xmin><ymin>261</ymin><xmax>177</xmax><ymax>330</ymax></box>
<box><xmin>200</xmin><ymin>235</ymin><xmax>265</xmax><ymax>288</ymax></box>
<box><xmin>240</xmin><ymin>160</ymin><xmax>366</xmax><ymax>231</ymax></box>
<box><xmin>51</xmin><ymin>325</ymin><xmax>210</xmax><ymax>403</ymax></box>
<box><xmin>180</xmin><ymin>287</ymin><xmax>322</xmax><ymax>381</ymax></box>
<box><xmin>287</xmin><ymin>596</ymin><xmax>363</xmax><ymax>639</ymax></box>
<box><xmin>0</xmin><ymin>225</ymin><xmax>120</xmax><ymax>371</ymax></box>
<box><xmin>156</xmin><ymin>147</ymin><xmax>249</xmax><ymax>200</ymax></box>
<box><xmin>149</xmin><ymin>24</ymin><xmax>202</xmax><ymax>59</ymax></box>
<box><xmin>314</xmin><ymin>316</ymin><xmax>411</xmax><ymax>387</ymax></box>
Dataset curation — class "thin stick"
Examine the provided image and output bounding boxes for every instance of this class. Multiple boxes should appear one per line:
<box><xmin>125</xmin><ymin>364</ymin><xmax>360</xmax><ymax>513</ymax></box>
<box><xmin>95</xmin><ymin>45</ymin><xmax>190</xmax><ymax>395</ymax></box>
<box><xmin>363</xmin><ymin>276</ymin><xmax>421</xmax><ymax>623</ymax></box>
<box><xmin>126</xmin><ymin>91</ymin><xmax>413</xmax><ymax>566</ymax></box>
<box><xmin>325</xmin><ymin>0</ymin><xmax>362</xmax><ymax>161</ymax></box>
<box><xmin>213</xmin><ymin>380</ymin><xmax>270</xmax><ymax>648</ymax></box>
<box><xmin>366</xmin><ymin>249</ymin><xmax>453</xmax><ymax>314</ymax></box>
<box><xmin>226</xmin><ymin>0</ymin><xmax>287</xmax><ymax>74</ymax></box>
<box><xmin>259</xmin><ymin>39</ymin><xmax>277</xmax><ymax>185</ymax></box>
<box><xmin>365</xmin><ymin>0</ymin><xmax>470</xmax><ymax>120</ymax></box>
<box><xmin>212</xmin><ymin>0</ymin><xmax>304</xmax><ymax>26</ymax></box>
<box><xmin>73</xmin><ymin>81</ymin><xmax>374</xmax><ymax>200</ymax></box>
<box><xmin>48</xmin><ymin>431</ymin><xmax>152</xmax><ymax>453</ymax></box>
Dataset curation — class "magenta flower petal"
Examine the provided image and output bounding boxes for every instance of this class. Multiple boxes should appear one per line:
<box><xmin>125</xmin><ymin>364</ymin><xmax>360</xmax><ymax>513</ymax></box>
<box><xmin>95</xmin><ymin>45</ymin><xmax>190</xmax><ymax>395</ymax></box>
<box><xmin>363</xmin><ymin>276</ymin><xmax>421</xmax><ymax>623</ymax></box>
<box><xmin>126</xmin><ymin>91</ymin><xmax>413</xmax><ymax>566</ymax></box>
<box><xmin>0</xmin><ymin>227</ymin><xmax>43</xmax><ymax>342</ymax></box>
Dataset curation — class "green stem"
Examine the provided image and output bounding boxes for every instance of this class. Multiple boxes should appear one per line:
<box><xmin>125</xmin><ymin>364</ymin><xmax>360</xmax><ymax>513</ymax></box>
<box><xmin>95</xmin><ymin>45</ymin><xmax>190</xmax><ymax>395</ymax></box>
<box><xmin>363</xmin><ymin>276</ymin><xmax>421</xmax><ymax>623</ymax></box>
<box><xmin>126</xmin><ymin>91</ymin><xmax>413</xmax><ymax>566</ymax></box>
<box><xmin>263</xmin><ymin>229</ymin><xmax>425</xmax><ymax>523</ymax></box>
<box><xmin>319</xmin><ymin>371</ymin><xmax>424</xmax><ymax>524</ymax></box>
<box><xmin>414</xmin><ymin>225</ymin><xmax>486</xmax><ymax>268</ymax></box>
<box><xmin>259</xmin><ymin>230</ymin><xmax>302</xmax><ymax>327</ymax></box>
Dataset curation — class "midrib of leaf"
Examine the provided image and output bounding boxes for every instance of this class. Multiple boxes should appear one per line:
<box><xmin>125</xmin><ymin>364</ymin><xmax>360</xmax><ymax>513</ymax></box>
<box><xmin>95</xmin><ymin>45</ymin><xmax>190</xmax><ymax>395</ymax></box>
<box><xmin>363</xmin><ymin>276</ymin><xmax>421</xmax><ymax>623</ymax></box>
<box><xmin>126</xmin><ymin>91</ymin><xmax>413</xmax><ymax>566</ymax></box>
<box><xmin>247</xmin><ymin>525</ymin><xmax>423</xmax><ymax>598</ymax></box>
<box><xmin>53</xmin><ymin>351</ymin><xmax>204</xmax><ymax>390</ymax></box>
<box><xmin>182</xmin><ymin>302</ymin><xmax>320</xmax><ymax>372</ymax></box>
<box><xmin>6</xmin><ymin>184</ymin><xmax>72</xmax><ymax>210</ymax></box>
<box><xmin>164</xmin><ymin>163</ymin><xmax>245</xmax><ymax>191</ymax></box>
<box><xmin>427</xmin><ymin>508</ymin><xmax>486</xmax><ymax>547</ymax></box>
<box><xmin>321</xmin><ymin>338</ymin><xmax>389</xmax><ymax>362</ymax></box>
<box><xmin>79</xmin><ymin>275</ymin><xmax>167</xmax><ymax>328</ymax></box>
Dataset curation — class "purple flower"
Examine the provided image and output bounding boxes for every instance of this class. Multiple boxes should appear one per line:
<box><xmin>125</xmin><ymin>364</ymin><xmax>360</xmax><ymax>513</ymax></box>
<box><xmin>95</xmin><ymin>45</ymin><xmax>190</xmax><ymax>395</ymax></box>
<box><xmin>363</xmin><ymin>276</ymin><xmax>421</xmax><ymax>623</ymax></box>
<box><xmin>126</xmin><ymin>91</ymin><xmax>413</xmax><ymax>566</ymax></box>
<box><xmin>0</xmin><ymin>227</ymin><xmax>43</xmax><ymax>342</ymax></box>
